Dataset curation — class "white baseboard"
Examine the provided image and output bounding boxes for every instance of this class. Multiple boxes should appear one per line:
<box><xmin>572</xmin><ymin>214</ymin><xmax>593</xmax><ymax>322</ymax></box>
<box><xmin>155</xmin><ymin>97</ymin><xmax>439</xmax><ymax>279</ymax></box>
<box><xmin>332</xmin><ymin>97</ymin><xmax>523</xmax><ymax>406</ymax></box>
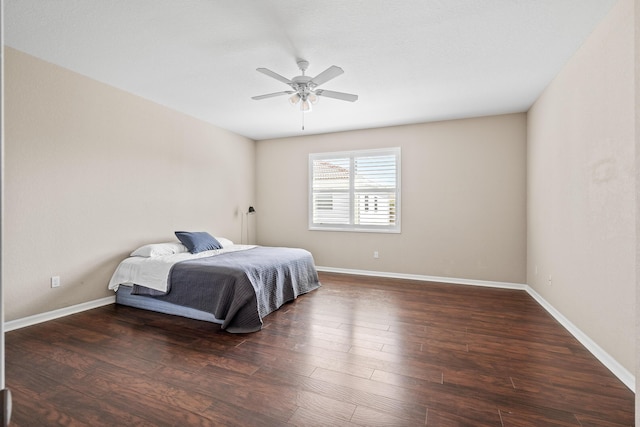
<box><xmin>525</xmin><ymin>286</ymin><xmax>635</xmax><ymax>392</ymax></box>
<box><xmin>316</xmin><ymin>266</ymin><xmax>635</xmax><ymax>392</ymax></box>
<box><xmin>316</xmin><ymin>266</ymin><xmax>527</xmax><ymax>290</ymax></box>
<box><xmin>4</xmin><ymin>296</ymin><xmax>115</xmax><ymax>332</ymax></box>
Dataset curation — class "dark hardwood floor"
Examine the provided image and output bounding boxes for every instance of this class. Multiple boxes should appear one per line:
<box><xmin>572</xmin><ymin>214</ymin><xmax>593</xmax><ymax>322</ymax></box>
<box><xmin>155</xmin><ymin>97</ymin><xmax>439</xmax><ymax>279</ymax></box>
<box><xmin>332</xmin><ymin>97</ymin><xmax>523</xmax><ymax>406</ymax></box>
<box><xmin>6</xmin><ymin>272</ymin><xmax>634</xmax><ymax>426</ymax></box>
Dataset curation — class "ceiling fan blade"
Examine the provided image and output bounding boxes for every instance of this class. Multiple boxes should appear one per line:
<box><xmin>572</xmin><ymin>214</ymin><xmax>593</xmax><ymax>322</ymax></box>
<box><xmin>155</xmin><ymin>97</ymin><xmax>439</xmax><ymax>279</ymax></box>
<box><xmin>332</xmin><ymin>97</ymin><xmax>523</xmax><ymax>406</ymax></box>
<box><xmin>256</xmin><ymin>68</ymin><xmax>293</xmax><ymax>85</ymax></box>
<box><xmin>315</xmin><ymin>89</ymin><xmax>358</xmax><ymax>102</ymax></box>
<box><xmin>251</xmin><ymin>91</ymin><xmax>294</xmax><ymax>100</ymax></box>
<box><xmin>310</xmin><ymin>65</ymin><xmax>344</xmax><ymax>87</ymax></box>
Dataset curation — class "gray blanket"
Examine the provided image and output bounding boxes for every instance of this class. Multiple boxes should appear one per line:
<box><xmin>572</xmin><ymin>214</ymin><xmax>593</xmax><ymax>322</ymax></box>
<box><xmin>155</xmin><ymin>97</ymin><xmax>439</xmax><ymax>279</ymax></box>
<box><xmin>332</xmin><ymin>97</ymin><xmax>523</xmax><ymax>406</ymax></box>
<box><xmin>132</xmin><ymin>247</ymin><xmax>321</xmax><ymax>333</ymax></box>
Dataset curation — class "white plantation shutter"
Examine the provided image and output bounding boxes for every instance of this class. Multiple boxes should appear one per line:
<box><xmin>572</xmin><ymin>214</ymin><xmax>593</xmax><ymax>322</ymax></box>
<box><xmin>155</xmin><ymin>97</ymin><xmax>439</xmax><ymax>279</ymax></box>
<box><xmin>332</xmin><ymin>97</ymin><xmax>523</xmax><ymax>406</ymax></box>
<box><xmin>311</xmin><ymin>157</ymin><xmax>350</xmax><ymax>225</ymax></box>
<box><xmin>309</xmin><ymin>148</ymin><xmax>401</xmax><ymax>232</ymax></box>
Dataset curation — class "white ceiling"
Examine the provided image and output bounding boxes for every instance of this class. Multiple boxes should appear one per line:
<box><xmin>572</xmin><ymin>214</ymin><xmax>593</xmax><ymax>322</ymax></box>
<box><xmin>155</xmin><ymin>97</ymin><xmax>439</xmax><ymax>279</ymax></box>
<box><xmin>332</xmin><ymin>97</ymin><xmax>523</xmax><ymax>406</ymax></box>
<box><xmin>4</xmin><ymin>0</ymin><xmax>617</xmax><ymax>141</ymax></box>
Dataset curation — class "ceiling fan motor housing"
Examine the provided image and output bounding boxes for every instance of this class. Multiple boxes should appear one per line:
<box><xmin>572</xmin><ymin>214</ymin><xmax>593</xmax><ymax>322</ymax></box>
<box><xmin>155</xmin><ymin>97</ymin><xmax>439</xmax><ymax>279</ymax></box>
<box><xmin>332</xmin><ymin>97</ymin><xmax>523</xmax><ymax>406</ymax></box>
<box><xmin>291</xmin><ymin>75</ymin><xmax>315</xmax><ymax>99</ymax></box>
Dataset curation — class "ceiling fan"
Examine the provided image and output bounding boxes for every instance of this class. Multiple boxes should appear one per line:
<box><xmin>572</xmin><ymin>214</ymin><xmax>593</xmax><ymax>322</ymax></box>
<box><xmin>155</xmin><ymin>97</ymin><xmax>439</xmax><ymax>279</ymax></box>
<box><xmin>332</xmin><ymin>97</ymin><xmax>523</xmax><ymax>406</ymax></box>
<box><xmin>251</xmin><ymin>60</ymin><xmax>358</xmax><ymax>112</ymax></box>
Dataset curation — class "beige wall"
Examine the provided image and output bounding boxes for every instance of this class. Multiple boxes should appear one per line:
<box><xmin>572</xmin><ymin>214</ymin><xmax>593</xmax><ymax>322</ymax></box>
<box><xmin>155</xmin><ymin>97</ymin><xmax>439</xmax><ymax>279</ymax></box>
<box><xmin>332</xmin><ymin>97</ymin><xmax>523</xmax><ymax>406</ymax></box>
<box><xmin>256</xmin><ymin>114</ymin><xmax>527</xmax><ymax>284</ymax></box>
<box><xmin>528</xmin><ymin>0</ymin><xmax>635</xmax><ymax>374</ymax></box>
<box><xmin>4</xmin><ymin>47</ymin><xmax>256</xmax><ymax>320</ymax></box>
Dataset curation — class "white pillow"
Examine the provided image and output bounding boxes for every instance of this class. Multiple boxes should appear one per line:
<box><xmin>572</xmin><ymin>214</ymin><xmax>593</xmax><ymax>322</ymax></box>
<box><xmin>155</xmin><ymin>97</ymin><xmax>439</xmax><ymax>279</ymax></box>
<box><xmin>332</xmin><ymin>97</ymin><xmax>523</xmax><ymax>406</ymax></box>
<box><xmin>130</xmin><ymin>242</ymin><xmax>188</xmax><ymax>257</ymax></box>
<box><xmin>215</xmin><ymin>237</ymin><xmax>234</xmax><ymax>248</ymax></box>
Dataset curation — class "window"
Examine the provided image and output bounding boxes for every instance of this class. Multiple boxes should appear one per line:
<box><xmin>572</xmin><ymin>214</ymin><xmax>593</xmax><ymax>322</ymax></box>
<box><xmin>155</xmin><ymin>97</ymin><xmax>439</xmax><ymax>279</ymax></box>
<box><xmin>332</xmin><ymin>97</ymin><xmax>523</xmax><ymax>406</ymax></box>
<box><xmin>309</xmin><ymin>147</ymin><xmax>401</xmax><ymax>232</ymax></box>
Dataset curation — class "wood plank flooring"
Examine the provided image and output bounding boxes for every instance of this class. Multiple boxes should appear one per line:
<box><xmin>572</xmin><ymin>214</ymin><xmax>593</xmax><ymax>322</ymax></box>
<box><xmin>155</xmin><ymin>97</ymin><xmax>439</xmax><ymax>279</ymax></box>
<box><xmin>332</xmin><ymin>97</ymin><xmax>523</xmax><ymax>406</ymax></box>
<box><xmin>6</xmin><ymin>272</ymin><xmax>635</xmax><ymax>426</ymax></box>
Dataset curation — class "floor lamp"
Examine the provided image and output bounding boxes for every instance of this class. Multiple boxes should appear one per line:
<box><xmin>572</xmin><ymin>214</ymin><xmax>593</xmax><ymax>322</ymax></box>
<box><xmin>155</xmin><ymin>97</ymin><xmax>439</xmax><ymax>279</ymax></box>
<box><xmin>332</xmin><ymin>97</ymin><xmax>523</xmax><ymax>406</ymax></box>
<box><xmin>241</xmin><ymin>206</ymin><xmax>256</xmax><ymax>244</ymax></box>
<box><xmin>246</xmin><ymin>206</ymin><xmax>255</xmax><ymax>244</ymax></box>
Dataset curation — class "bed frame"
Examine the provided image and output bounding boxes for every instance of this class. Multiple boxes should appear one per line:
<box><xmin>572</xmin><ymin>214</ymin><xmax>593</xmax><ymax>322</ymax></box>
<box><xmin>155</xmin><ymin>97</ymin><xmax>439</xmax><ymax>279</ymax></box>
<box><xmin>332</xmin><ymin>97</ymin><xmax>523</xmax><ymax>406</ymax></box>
<box><xmin>116</xmin><ymin>285</ymin><xmax>223</xmax><ymax>324</ymax></box>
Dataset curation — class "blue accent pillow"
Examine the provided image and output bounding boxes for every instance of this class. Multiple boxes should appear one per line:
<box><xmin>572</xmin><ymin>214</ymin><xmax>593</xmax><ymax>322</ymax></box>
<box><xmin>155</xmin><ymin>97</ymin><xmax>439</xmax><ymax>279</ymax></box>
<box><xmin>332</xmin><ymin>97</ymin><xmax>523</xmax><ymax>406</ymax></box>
<box><xmin>174</xmin><ymin>231</ymin><xmax>222</xmax><ymax>253</ymax></box>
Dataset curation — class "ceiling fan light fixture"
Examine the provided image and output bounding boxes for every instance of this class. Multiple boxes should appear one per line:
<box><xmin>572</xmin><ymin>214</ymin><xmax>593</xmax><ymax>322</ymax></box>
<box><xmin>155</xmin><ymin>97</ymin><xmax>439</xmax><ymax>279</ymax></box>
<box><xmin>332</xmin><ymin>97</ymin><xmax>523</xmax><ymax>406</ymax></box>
<box><xmin>288</xmin><ymin>93</ymin><xmax>301</xmax><ymax>106</ymax></box>
<box><xmin>308</xmin><ymin>92</ymin><xmax>319</xmax><ymax>105</ymax></box>
<box><xmin>300</xmin><ymin>98</ymin><xmax>312</xmax><ymax>112</ymax></box>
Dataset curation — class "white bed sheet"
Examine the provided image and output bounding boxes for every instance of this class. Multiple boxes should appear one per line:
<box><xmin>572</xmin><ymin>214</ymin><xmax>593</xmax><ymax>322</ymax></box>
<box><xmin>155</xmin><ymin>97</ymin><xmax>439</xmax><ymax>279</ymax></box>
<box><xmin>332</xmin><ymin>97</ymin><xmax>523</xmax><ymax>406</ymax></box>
<box><xmin>108</xmin><ymin>244</ymin><xmax>256</xmax><ymax>293</ymax></box>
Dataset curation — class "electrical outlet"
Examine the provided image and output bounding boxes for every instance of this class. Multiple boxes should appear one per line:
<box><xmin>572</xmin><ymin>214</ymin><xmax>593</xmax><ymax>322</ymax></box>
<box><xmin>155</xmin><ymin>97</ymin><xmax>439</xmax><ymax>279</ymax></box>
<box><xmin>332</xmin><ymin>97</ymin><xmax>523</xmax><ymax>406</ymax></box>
<box><xmin>51</xmin><ymin>276</ymin><xmax>60</xmax><ymax>288</ymax></box>
<box><xmin>373</xmin><ymin>251</ymin><xmax>379</xmax><ymax>259</ymax></box>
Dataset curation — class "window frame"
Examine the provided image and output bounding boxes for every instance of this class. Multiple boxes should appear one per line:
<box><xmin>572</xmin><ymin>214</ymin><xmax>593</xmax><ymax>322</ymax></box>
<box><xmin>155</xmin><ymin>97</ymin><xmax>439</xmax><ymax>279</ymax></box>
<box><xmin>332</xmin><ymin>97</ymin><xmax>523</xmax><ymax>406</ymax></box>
<box><xmin>308</xmin><ymin>147</ymin><xmax>401</xmax><ymax>233</ymax></box>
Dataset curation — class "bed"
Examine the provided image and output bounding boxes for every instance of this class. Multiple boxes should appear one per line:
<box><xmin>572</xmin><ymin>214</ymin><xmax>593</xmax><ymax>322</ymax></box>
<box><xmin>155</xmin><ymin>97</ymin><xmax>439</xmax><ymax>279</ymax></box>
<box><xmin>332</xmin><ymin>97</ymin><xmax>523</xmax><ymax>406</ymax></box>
<box><xmin>108</xmin><ymin>233</ymin><xmax>321</xmax><ymax>333</ymax></box>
